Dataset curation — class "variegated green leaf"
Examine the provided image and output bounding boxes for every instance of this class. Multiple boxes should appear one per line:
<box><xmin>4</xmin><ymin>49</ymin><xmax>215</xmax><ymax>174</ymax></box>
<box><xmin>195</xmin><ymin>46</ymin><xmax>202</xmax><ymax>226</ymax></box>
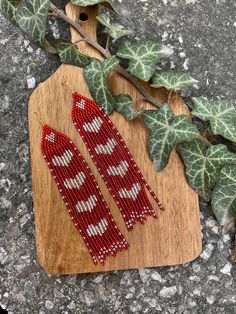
<box><xmin>71</xmin><ymin>0</ymin><xmax>115</xmax><ymax>11</ymax></box>
<box><xmin>116</xmin><ymin>40</ymin><xmax>173</xmax><ymax>81</ymax></box>
<box><xmin>83</xmin><ymin>56</ymin><xmax>119</xmax><ymax>114</ymax></box>
<box><xmin>0</xmin><ymin>0</ymin><xmax>17</xmax><ymax>23</ymax></box>
<box><xmin>109</xmin><ymin>24</ymin><xmax>133</xmax><ymax>41</ymax></box>
<box><xmin>211</xmin><ymin>165</ymin><xmax>236</xmax><ymax>225</ymax></box>
<box><xmin>177</xmin><ymin>139</ymin><xmax>236</xmax><ymax>200</ymax></box>
<box><xmin>192</xmin><ymin>97</ymin><xmax>236</xmax><ymax>142</ymax></box>
<box><xmin>43</xmin><ymin>38</ymin><xmax>57</xmax><ymax>53</ymax></box>
<box><xmin>16</xmin><ymin>0</ymin><xmax>49</xmax><ymax>46</ymax></box>
<box><xmin>115</xmin><ymin>94</ymin><xmax>139</xmax><ymax>120</ymax></box>
<box><xmin>142</xmin><ymin>104</ymin><xmax>199</xmax><ymax>171</ymax></box>
<box><xmin>151</xmin><ymin>70</ymin><xmax>198</xmax><ymax>91</ymax></box>
<box><xmin>56</xmin><ymin>39</ymin><xmax>91</xmax><ymax>67</ymax></box>
<box><xmin>97</xmin><ymin>13</ymin><xmax>133</xmax><ymax>41</ymax></box>
<box><xmin>96</xmin><ymin>12</ymin><xmax>110</xmax><ymax>27</ymax></box>
<box><xmin>103</xmin><ymin>55</ymin><xmax>119</xmax><ymax>76</ymax></box>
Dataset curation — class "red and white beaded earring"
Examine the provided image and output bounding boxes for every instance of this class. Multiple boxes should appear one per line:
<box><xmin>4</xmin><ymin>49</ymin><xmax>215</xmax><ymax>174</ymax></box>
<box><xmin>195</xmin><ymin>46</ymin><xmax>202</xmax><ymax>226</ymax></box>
<box><xmin>41</xmin><ymin>124</ymin><xmax>129</xmax><ymax>265</ymax></box>
<box><xmin>72</xmin><ymin>93</ymin><xmax>165</xmax><ymax>231</ymax></box>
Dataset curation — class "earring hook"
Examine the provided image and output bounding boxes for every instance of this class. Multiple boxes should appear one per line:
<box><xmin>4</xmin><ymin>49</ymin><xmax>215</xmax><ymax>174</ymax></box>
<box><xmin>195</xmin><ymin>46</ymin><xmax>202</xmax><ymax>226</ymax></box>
<box><xmin>34</xmin><ymin>112</ymin><xmax>44</xmax><ymax>126</ymax></box>
<box><xmin>61</xmin><ymin>81</ymin><xmax>76</xmax><ymax>94</ymax></box>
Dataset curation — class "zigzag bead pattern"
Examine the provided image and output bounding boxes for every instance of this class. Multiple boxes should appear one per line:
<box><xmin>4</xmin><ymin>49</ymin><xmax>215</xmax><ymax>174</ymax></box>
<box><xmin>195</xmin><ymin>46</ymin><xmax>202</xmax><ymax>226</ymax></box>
<box><xmin>41</xmin><ymin>125</ymin><xmax>128</xmax><ymax>265</ymax></box>
<box><xmin>72</xmin><ymin>93</ymin><xmax>165</xmax><ymax>231</ymax></box>
<box><xmin>107</xmin><ymin>160</ymin><xmax>129</xmax><ymax>178</ymax></box>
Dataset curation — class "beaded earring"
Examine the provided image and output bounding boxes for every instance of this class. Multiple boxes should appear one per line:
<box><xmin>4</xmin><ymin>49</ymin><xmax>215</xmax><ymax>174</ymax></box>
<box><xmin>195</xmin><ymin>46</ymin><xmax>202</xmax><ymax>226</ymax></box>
<box><xmin>72</xmin><ymin>93</ymin><xmax>165</xmax><ymax>231</ymax></box>
<box><xmin>40</xmin><ymin>124</ymin><xmax>129</xmax><ymax>265</ymax></box>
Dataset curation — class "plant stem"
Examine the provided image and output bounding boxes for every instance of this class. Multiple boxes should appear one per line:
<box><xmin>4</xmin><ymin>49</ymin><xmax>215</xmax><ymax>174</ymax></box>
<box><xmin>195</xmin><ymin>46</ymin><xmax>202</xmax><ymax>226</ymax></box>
<box><xmin>116</xmin><ymin>66</ymin><xmax>161</xmax><ymax>108</ymax></box>
<box><xmin>73</xmin><ymin>39</ymin><xmax>87</xmax><ymax>45</ymax></box>
<box><xmin>49</xmin><ymin>2</ymin><xmax>108</xmax><ymax>56</ymax></box>
<box><xmin>201</xmin><ymin>135</ymin><xmax>212</xmax><ymax>147</ymax></box>
<box><xmin>167</xmin><ymin>89</ymin><xmax>173</xmax><ymax>105</ymax></box>
<box><xmin>230</xmin><ymin>235</ymin><xmax>236</xmax><ymax>262</ymax></box>
<box><xmin>131</xmin><ymin>98</ymin><xmax>146</xmax><ymax>104</ymax></box>
<box><xmin>105</xmin><ymin>33</ymin><xmax>110</xmax><ymax>52</ymax></box>
<box><xmin>49</xmin><ymin>2</ymin><xmax>162</xmax><ymax>108</ymax></box>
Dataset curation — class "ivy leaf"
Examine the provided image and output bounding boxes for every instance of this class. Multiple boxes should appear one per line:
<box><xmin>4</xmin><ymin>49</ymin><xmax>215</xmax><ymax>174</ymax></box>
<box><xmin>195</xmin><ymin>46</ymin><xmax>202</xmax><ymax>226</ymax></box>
<box><xmin>117</xmin><ymin>40</ymin><xmax>173</xmax><ymax>81</ymax></box>
<box><xmin>192</xmin><ymin>97</ymin><xmax>236</xmax><ymax>142</ymax></box>
<box><xmin>151</xmin><ymin>70</ymin><xmax>198</xmax><ymax>91</ymax></box>
<box><xmin>109</xmin><ymin>23</ymin><xmax>134</xmax><ymax>41</ymax></box>
<box><xmin>96</xmin><ymin>12</ymin><xmax>110</xmax><ymax>27</ymax></box>
<box><xmin>83</xmin><ymin>56</ymin><xmax>119</xmax><ymax>114</ymax></box>
<box><xmin>103</xmin><ymin>55</ymin><xmax>119</xmax><ymax>76</ymax></box>
<box><xmin>141</xmin><ymin>104</ymin><xmax>199</xmax><ymax>171</ymax></box>
<box><xmin>177</xmin><ymin>139</ymin><xmax>236</xmax><ymax>200</ymax></box>
<box><xmin>211</xmin><ymin>165</ymin><xmax>236</xmax><ymax>225</ymax></box>
<box><xmin>56</xmin><ymin>39</ymin><xmax>91</xmax><ymax>67</ymax></box>
<box><xmin>43</xmin><ymin>39</ymin><xmax>57</xmax><ymax>53</ymax></box>
<box><xmin>15</xmin><ymin>0</ymin><xmax>49</xmax><ymax>47</ymax></box>
<box><xmin>97</xmin><ymin>13</ymin><xmax>134</xmax><ymax>41</ymax></box>
<box><xmin>71</xmin><ymin>0</ymin><xmax>116</xmax><ymax>11</ymax></box>
<box><xmin>115</xmin><ymin>94</ymin><xmax>139</xmax><ymax>120</ymax></box>
<box><xmin>0</xmin><ymin>0</ymin><xmax>17</xmax><ymax>23</ymax></box>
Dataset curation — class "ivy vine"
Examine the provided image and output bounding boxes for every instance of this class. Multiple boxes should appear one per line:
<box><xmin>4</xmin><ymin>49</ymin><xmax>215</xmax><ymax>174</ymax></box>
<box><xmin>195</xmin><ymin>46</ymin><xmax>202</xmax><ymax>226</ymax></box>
<box><xmin>1</xmin><ymin>0</ymin><xmax>236</xmax><ymax>247</ymax></box>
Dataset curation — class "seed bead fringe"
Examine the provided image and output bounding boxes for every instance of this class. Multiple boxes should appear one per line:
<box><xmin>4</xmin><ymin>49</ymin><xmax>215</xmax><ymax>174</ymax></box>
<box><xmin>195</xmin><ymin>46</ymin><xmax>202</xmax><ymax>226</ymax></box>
<box><xmin>41</xmin><ymin>125</ymin><xmax>128</xmax><ymax>265</ymax></box>
<box><xmin>71</xmin><ymin>93</ymin><xmax>165</xmax><ymax>231</ymax></box>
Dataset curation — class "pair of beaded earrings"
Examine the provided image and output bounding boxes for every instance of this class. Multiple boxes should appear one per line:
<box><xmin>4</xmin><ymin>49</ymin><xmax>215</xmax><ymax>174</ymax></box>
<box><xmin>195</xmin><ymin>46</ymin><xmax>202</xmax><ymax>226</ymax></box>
<box><xmin>40</xmin><ymin>91</ymin><xmax>164</xmax><ymax>265</ymax></box>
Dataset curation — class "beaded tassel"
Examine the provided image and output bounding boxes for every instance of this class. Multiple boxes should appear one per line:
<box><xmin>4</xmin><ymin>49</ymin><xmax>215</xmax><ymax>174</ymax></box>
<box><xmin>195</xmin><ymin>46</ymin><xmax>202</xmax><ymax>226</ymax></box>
<box><xmin>41</xmin><ymin>125</ymin><xmax>129</xmax><ymax>265</ymax></box>
<box><xmin>72</xmin><ymin>93</ymin><xmax>165</xmax><ymax>231</ymax></box>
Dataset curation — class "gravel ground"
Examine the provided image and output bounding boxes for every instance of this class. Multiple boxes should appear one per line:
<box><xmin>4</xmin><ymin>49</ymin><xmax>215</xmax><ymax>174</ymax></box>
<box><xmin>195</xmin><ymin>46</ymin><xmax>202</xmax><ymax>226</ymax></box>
<box><xmin>0</xmin><ymin>0</ymin><xmax>235</xmax><ymax>313</ymax></box>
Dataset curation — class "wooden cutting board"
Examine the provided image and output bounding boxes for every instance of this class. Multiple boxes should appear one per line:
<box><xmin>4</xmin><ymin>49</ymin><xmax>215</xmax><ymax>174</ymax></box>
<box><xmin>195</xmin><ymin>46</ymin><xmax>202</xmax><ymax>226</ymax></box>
<box><xmin>28</xmin><ymin>3</ymin><xmax>201</xmax><ymax>274</ymax></box>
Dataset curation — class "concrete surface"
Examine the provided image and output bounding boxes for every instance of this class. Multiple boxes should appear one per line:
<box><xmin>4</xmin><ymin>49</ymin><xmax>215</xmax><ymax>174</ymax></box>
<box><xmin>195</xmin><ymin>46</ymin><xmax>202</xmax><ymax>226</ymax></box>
<box><xmin>0</xmin><ymin>0</ymin><xmax>235</xmax><ymax>313</ymax></box>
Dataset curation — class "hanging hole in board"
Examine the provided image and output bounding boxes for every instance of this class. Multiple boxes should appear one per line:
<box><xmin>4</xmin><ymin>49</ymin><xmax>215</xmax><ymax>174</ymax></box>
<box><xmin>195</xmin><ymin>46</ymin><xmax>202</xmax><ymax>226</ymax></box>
<box><xmin>79</xmin><ymin>12</ymin><xmax>88</xmax><ymax>21</ymax></box>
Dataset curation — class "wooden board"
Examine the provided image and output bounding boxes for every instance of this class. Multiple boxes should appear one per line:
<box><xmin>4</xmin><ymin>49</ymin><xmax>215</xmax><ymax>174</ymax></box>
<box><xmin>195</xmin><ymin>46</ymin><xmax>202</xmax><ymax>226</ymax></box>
<box><xmin>28</xmin><ymin>3</ymin><xmax>201</xmax><ymax>274</ymax></box>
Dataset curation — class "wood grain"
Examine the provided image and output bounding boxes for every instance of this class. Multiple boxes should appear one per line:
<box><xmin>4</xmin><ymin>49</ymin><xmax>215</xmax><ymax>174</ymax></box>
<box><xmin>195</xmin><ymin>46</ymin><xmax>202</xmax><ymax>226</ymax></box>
<box><xmin>28</xmin><ymin>3</ymin><xmax>201</xmax><ymax>274</ymax></box>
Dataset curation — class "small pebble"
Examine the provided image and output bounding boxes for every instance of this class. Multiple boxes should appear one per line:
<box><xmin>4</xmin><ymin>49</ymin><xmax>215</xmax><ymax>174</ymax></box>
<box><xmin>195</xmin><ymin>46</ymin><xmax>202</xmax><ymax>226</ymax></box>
<box><xmin>200</xmin><ymin>243</ymin><xmax>214</xmax><ymax>260</ymax></box>
<box><xmin>159</xmin><ymin>286</ymin><xmax>177</xmax><ymax>298</ymax></box>
<box><xmin>220</xmin><ymin>262</ymin><xmax>232</xmax><ymax>275</ymax></box>
<box><xmin>26</xmin><ymin>76</ymin><xmax>36</xmax><ymax>89</ymax></box>
<box><xmin>206</xmin><ymin>295</ymin><xmax>215</xmax><ymax>304</ymax></box>
<box><xmin>45</xmin><ymin>300</ymin><xmax>54</xmax><ymax>310</ymax></box>
<box><xmin>210</xmin><ymin>225</ymin><xmax>219</xmax><ymax>234</ymax></box>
